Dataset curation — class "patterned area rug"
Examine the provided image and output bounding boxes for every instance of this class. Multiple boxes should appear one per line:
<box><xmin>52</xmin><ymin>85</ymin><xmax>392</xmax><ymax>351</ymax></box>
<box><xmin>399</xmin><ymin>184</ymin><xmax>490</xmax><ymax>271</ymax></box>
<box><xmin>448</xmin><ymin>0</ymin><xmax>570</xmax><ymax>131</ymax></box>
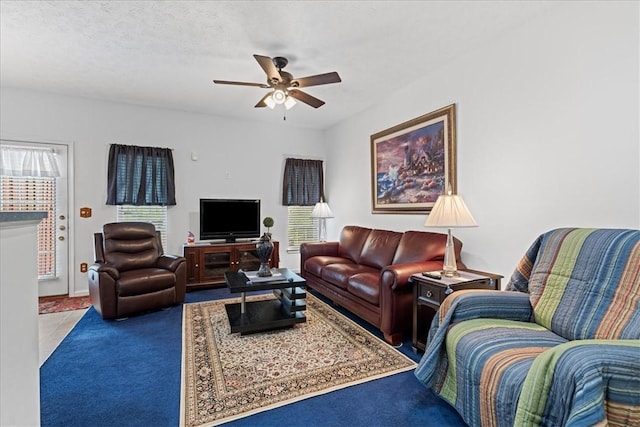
<box><xmin>38</xmin><ymin>295</ymin><xmax>92</xmax><ymax>314</ymax></box>
<box><xmin>181</xmin><ymin>293</ymin><xmax>416</xmax><ymax>426</ymax></box>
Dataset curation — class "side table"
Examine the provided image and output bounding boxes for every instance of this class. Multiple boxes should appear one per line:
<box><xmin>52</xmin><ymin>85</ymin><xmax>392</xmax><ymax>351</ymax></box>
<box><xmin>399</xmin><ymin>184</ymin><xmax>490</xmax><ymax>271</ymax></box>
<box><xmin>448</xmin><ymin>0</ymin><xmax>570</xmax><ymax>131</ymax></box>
<box><xmin>410</xmin><ymin>269</ymin><xmax>503</xmax><ymax>352</ymax></box>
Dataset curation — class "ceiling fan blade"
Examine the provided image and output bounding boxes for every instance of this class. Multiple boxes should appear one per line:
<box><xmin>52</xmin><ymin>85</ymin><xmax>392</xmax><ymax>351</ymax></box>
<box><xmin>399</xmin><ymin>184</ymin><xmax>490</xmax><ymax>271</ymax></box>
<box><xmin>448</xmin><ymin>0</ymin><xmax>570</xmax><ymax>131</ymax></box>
<box><xmin>288</xmin><ymin>89</ymin><xmax>325</xmax><ymax>108</ymax></box>
<box><xmin>213</xmin><ymin>80</ymin><xmax>270</xmax><ymax>88</ymax></box>
<box><xmin>291</xmin><ymin>72</ymin><xmax>341</xmax><ymax>88</ymax></box>
<box><xmin>253</xmin><ymin>55</ymin><xmax>282</xmax><ymax>83</ymax></box>
<box><xmin>254</xmin><ymin>93</ymin><xmax>271</xmax><ymax>108</ymax></box>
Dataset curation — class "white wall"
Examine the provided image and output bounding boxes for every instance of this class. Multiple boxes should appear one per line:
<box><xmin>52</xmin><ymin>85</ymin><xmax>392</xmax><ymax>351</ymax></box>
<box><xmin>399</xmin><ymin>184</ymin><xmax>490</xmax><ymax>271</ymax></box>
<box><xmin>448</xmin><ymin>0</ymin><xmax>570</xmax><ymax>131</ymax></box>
<box><xmin>0</xmin><ymin>217</ymin><xmax>43</xmax><ymax>426</ymax></box>
<box><xmin>0</xmin><ymin>89</ymin><xmax>326</xmax><ymax>295</ymax></box>
<box><xmin>1</xmin><ymin>2</ymin><xmax>638</xmax><ymax>292</ymax></box>
<box><xmin>324</xmin><ymin>1</ymin><xmax>640</xmax><ymax>280</ymax></box>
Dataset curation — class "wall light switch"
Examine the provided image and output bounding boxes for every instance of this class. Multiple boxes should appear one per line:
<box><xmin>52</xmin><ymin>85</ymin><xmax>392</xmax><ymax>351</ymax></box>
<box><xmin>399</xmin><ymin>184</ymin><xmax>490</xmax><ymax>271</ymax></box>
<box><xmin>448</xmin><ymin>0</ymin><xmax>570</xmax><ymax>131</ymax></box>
<box><xmin>80</xmin><ymin>207</ymin><xmax>92</xmax><ymax>218</ymax></box>
<box><xmin>80</xmin><ymin>263</ymin><xmax>88</xmax><ymax>273</ymax></box>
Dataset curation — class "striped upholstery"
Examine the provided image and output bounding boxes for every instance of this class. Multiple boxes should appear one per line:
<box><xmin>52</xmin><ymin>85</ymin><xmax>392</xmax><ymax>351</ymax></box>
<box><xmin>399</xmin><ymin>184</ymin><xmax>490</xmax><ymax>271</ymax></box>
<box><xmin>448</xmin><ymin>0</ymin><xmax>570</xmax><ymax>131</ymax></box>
<box><xmin>525</xmin><ymin>228</ymin><xmax>640</xmax><ymax>340</ymax></box>
<box><xmin>415</xmin><ymin>228</ymin><xmax>640</xmax><ymax>427</ymax></box>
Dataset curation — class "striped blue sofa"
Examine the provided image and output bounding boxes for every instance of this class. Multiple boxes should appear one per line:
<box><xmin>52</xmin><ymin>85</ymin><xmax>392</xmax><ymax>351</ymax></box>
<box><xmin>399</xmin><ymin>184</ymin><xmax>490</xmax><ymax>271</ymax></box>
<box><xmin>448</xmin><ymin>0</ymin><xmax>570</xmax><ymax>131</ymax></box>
<box><xmin>415</xmin><ymin>228</ymin><xmax>640</xmax><ymax>426</ymax></box>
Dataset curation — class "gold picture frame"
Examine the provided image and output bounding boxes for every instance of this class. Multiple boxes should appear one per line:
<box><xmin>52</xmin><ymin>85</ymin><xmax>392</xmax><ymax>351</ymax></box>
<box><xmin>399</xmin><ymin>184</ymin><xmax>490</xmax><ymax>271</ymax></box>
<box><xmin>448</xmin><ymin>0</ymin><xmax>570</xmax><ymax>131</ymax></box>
<box><xmin>371</xmin><ymin>104</ymin><xmax>457</xmax><ymax>214</ymax></box>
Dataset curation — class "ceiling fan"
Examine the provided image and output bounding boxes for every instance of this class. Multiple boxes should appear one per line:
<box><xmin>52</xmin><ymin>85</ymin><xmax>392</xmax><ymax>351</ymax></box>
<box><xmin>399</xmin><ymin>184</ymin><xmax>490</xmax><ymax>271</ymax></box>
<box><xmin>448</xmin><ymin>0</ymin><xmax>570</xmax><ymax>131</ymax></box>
<box><xmin>213</xmin><ymin>55</ymin><xmax>342</xmax><ymax>110</ymax></box>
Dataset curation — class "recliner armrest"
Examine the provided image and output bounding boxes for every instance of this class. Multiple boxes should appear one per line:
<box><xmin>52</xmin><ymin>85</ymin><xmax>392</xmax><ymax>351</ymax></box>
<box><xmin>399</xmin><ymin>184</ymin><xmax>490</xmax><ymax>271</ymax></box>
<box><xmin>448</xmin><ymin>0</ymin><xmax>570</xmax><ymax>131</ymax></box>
<box><xmin>157</xmin><ymin>254</ymin><xmax>186</xmax><ymax>272</ymax></box>
<box><xmin>88</xmin><ymin>262</ymin><xmax>120</xmax><ymax>280</ymax></box>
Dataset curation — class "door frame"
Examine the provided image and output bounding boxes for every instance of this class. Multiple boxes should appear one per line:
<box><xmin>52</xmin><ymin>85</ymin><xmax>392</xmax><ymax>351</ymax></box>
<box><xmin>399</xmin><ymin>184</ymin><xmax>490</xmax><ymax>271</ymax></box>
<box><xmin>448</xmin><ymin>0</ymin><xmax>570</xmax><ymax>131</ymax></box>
<box><xmin>0</xmin><ymin>137</ymin><xmax>76</xmax><ymax>296</ymax></box>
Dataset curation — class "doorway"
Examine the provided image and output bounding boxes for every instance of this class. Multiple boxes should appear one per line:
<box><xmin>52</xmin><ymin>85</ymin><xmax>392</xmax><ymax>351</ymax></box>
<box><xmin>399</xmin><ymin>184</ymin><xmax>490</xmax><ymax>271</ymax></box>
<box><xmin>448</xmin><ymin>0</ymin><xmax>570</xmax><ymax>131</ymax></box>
<box><xmin>0</xmin><ymin>140</ymin><xmax>71</xmax><ymax>296</ymax></box>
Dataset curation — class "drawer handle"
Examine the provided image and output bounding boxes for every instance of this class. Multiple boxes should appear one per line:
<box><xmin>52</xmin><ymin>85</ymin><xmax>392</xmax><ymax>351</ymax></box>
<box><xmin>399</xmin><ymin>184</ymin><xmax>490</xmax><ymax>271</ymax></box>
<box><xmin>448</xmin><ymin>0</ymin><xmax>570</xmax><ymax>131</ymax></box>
<box><xmin>426</xmin><ymin>290</ymin><xmax>433</xmax><ymax>298</ymax></box>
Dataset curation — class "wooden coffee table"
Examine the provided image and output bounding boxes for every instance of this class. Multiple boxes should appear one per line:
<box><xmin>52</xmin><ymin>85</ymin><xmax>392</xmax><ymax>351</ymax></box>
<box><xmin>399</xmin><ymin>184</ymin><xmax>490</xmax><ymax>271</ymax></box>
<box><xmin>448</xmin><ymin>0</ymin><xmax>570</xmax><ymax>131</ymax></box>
<box><xmin>224</xmin><ymin>268</ymin><xmax>307</xmax><ymax>335</ymax></box>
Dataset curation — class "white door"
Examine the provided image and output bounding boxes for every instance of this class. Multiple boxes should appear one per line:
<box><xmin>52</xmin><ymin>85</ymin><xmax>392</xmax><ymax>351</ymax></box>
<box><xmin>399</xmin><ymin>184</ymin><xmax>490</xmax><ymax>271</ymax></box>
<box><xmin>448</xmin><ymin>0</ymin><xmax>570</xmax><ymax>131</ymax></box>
<box><xmin>0</xmin><ymin>140</ymin><xmax>69</xmax><ymax>296</ymax></box>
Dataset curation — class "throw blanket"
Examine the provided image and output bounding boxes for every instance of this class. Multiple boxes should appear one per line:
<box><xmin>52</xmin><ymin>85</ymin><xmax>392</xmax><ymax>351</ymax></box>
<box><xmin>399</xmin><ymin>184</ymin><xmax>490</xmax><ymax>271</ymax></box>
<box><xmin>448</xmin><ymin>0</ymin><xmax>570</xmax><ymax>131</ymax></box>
<box><xmin>415</xmin><ymin>228</ymin><xmax>640</xmax><ymax>427</ymax></box>
<box><xmin>508</xmin><ymin>228</ymin><xmax>640</xmax><ymax>340</ymax></box>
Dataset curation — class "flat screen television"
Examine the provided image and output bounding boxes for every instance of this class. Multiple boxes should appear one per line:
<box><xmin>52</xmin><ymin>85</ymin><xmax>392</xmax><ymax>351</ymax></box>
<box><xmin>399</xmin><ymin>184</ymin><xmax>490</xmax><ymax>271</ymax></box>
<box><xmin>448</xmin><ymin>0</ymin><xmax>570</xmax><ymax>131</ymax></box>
<box><xmin>199</xmin><ymin>198</ymin><xmax>261</xmax><ymax>242</ymax></box>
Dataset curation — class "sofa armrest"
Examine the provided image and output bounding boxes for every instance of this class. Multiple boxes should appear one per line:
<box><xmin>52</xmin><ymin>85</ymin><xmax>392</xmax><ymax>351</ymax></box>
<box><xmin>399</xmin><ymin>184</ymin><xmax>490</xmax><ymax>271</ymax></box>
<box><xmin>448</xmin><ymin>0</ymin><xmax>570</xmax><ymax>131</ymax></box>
<box><xmin>426</xmin><ymin>290</ymin><xmax>533</xmax><ymax>346</ymax></box>
<box><xmin>300</xmin><ymin>241</ymin><xmax>340</xmax><ymax>271</ymax></box>
<box><xmin>376</xmin><ymin>261</ymin><xmax>444</xmax><ymax>344</ymax></box>
<box><xmin>380</xmin><ymin>261</ymin><xmax>445</xmax><ymax>291</ymax></box>
<box><xmin>437</xmin><ymin>289</ymin><xmax>533</xmax><ymax>327</ymax></box>
<box><xmin>416</xmin><ymin>290</ymin><xmax>534</xmax><ymax>387</ymax></box>
<box><xmin>157</xmin><ymin>254</ymin><xmax>186</xmax><ymax>272</ymax></box>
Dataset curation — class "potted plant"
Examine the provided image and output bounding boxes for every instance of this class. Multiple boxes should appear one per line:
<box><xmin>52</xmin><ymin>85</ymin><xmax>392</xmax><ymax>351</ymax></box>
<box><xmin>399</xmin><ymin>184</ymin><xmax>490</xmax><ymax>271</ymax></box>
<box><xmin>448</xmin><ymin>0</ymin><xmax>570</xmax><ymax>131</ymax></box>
<box><xmin>263</xmin><ymin>217</ymin><xmax>274</xmax><ymax>239</ymax></box>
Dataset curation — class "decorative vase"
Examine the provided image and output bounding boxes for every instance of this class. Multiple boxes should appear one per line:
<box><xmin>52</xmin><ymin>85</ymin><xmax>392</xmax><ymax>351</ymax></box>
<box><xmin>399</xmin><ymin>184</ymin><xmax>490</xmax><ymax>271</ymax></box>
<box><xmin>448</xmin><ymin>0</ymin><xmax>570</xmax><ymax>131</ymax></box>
<box><xmin>256</xmin><ymin>233</ymin><xmax>274</xmax><ymax>277</ymax></box>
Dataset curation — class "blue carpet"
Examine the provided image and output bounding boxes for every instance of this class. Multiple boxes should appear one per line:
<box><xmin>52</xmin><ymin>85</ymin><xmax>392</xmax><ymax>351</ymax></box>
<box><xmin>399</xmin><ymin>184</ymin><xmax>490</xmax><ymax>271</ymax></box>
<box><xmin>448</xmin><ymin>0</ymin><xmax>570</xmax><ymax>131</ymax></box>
<box><xmin>40</xmin><ymin>287</ymin><xmax>466</xmax><ymax>426</ymax></box>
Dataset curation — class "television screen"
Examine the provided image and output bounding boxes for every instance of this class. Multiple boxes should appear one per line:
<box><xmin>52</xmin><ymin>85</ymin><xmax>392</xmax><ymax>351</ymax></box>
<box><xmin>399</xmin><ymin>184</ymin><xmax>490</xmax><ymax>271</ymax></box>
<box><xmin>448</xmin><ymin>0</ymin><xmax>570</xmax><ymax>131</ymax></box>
<box><xmin>199</xmin><ymin>199</ymin><xmax>261</xmax><ymax>242</ymax></box>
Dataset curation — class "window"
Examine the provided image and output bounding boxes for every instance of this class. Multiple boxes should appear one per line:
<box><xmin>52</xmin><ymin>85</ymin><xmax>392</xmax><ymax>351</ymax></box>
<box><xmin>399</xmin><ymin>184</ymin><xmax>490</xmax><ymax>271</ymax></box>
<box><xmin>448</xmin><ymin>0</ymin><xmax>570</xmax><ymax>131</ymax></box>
<box><xmin>116</xmin><ymin>205</ymin><xmax>168</xmax><ymax>250</ymax></box>
<box><xmin>107</xmin><ymin>144</ymin><xmax>175</xmax><ymax>251</ymax></box>
<box><xmin>282</xmin><ymin>158</ymin><xmax>324</xmax><ymax>252</ymax></box>
<box><xmin>286</xmin><ymin>206</ymin><xmax>318</xmax><ymax>251</ymax></box>
<box><xmin>0</xmin><ymin>144</ymin><xmax>61</xmax><ymax>281</ymax></box>
<box><xmin>0</xmin><ymin>176</ymin><xmax>57</xmax><ymax>278</ymax></box>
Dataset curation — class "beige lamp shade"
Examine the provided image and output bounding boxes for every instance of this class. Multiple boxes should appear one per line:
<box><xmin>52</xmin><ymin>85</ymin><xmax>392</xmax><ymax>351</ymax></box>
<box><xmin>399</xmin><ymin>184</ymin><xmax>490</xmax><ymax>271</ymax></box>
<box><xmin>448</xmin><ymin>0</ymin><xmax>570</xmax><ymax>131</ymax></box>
<box><xmin>311</xmin><ymin>202</ymin><xmax>334</xmax><ymax>219</ymax></box>
<box><xmin>424</xmin><ymin>193</ymin><xmax>477</xmax><ymax>228</ymax></box>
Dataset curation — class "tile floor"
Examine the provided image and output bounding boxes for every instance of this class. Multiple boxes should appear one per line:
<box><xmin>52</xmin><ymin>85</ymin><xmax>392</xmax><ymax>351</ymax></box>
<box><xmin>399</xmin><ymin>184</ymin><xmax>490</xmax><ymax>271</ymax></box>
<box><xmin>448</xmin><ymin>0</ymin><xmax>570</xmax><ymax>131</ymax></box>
<box><xmin>39</xmin><ymin>308</ymin><xmax>88</xmax><ymax>366</ymax></box>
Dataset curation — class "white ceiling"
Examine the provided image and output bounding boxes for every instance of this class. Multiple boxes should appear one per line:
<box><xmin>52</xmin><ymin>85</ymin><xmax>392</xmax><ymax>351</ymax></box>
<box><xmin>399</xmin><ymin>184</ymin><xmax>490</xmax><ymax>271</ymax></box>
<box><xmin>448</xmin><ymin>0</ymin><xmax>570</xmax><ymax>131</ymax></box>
<box><xmin>0</xmin><ymin>1</ymin><xmax>554</xmax><ymax>130</ymax></box>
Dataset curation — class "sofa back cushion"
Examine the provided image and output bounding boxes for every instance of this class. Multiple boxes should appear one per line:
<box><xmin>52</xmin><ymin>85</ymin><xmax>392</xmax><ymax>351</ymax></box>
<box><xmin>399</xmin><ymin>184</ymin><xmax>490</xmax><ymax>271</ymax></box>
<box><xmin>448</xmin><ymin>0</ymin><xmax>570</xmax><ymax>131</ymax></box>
<box><xmin>525</xmin><ymin>228</ymin><xmax>640</xmax><ymax>340</ymax></box>
<box><xmin>338</xmin><ymin>226</ymin><xmax>372</xmax><ymax>263</ymax></box>
<box><xmin>359</xmin><ymin>229</ymin><xmax>403</xmax><ymax>269</ymax></box>
<box><xmin>392</xmin><ymin>231</ymin><xmax>450</xmax><ymax>264</ymax></box>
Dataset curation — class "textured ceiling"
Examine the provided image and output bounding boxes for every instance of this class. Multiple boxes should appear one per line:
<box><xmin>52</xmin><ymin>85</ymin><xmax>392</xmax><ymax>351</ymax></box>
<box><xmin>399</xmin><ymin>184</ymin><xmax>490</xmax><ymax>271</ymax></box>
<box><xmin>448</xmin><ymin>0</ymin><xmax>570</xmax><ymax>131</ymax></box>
<box><xmin>1</xmin><ymin>1</ymin><xmax>553</xmax><ymax>130</ymax></box>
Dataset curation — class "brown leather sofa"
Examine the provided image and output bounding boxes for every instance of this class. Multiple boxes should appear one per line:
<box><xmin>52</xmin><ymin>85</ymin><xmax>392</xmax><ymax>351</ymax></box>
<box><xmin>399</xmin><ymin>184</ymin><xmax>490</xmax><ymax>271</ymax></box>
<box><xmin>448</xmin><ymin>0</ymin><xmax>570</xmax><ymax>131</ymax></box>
<box><xmin>300</xmin><ymin>225</ymin><xmax>464</xmax><ymax>345</ymax></box>
<box><xmin>88</xmin><ymin>222</ymin><xmax>187</xmax><ymax>319</ymax></box>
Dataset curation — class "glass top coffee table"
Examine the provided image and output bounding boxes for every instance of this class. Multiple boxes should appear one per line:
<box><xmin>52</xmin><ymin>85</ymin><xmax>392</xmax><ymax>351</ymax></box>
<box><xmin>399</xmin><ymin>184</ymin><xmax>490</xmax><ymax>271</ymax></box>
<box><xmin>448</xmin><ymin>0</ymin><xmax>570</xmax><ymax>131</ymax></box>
<box><xmin>224</xmin><ymin>268</ymin><xmax>307</xmax><ymax>335</ymax></box>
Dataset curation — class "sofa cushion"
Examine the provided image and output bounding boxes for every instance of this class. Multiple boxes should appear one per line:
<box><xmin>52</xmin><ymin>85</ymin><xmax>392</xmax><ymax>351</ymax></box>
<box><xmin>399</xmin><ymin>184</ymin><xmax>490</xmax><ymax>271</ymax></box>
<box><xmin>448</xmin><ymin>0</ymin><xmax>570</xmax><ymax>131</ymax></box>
<box><xmin>348</xmin><ymin>272</ymin><xmax>380</xmax><ymax>305</ymax></box>
<box><xmin>338</xmin><ymin>226</ymin><xmax>371</xmax><ymax>263</ymax></box>
<box><xmin>392</xmin><ymin>231</ymin><xmax>448</xmax><ymax>264</ymax></box>
<box><xmin>322</xmin><ymin>263</ymin><xmax>378</xmax><ymax>290</ymax></box>
<box><xmin>304</xmin><ymin>256</ymin><xmax>354</xmax><ymax>277</ymax></box>
<box><xmin>359</xmin><ymin>229</ymin><xmax>402</xmax><ymax>269</ymax></box>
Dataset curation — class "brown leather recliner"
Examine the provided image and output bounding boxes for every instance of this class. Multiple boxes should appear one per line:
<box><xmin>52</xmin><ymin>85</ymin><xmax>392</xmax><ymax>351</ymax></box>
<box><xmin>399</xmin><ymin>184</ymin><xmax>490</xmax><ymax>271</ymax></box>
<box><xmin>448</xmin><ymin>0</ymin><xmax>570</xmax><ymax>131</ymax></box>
<box><xmin>88</xmin><ymin>222</ymin><xmax>187</xmax><ymax>320</ymax></box>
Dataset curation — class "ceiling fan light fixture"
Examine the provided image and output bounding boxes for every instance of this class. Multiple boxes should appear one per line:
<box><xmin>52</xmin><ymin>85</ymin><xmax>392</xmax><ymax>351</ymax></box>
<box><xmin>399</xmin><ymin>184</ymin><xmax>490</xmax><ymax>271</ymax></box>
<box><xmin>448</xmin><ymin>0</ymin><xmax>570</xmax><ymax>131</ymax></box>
<box><xmin>272</xmin><ymin>89</ymin><xmax>286</xmax><ymax>104</ymax></box>
<box><xmin>284</xmin><ymin>96</ymin><xmax>296</xmax><ymax>110</ymax></box>
<box><xmin>264</xmin><ymin>96</ymin><xmax>276</xmax><ymax>109</ymax></box>
<box><xmin>214</xmin><ymin>55</ymin><xmax>342</xmax><ymax>110</ymax></box>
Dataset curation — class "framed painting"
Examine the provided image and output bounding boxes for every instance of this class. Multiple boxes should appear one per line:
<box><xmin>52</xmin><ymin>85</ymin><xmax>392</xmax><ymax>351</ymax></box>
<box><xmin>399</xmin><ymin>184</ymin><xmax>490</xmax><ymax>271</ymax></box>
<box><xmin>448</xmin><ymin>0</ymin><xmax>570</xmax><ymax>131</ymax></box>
<box><xmin>370</xmin><ymin>104</ymin><xmax>457</xmax><ymax>214</ymax></box>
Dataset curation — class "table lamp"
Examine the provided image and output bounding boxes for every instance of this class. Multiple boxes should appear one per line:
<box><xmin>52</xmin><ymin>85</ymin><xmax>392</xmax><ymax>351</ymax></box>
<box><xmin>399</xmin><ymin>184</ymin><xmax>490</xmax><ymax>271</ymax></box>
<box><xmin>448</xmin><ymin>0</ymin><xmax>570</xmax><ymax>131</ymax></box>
<box><xmin>311</xmin><ymin>201</ymin><xmax>334</xmax><ymax>242</ymax></box>
<box><xmin>424</xmin><ymin>189</ymin><xmax>477</xmax><ymax>277</ymax></box>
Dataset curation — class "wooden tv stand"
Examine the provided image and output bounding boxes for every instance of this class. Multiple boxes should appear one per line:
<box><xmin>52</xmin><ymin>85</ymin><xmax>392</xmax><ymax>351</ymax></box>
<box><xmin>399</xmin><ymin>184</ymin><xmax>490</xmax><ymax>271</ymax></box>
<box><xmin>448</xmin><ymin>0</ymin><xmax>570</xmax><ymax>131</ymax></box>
<box><xmin>182</xmin><ymin>240</ymin><xmax>279</xmax><ymax>290</ymax></box>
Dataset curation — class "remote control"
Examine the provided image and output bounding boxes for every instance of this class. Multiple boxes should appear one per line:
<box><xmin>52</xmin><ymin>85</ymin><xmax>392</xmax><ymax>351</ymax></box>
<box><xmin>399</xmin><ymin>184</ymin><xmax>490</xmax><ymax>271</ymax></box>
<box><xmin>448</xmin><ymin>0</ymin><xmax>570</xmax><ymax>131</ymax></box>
<box><xmin>422</xmin><ymin>272</ymin><xmax>442</xmax><ymax>280</ymax></box>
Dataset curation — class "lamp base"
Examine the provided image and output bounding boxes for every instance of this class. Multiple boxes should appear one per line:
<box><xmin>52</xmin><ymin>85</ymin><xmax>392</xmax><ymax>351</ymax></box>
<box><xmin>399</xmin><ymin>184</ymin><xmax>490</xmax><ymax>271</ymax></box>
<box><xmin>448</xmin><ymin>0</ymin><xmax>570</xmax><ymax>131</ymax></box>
<box><xmin>441</xmin><ymin>269</ymin><xmax>460</xmax><ymax>278</ymax></box>
<box><xmin>441</xmin><ymin>228</ymin><xmax>459</xmax><ymax>277</ymax></box>
<box><xmin>318</xmin><ymin>218</ymin><xmax>327</xmax><ymax>242</ymax></box>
